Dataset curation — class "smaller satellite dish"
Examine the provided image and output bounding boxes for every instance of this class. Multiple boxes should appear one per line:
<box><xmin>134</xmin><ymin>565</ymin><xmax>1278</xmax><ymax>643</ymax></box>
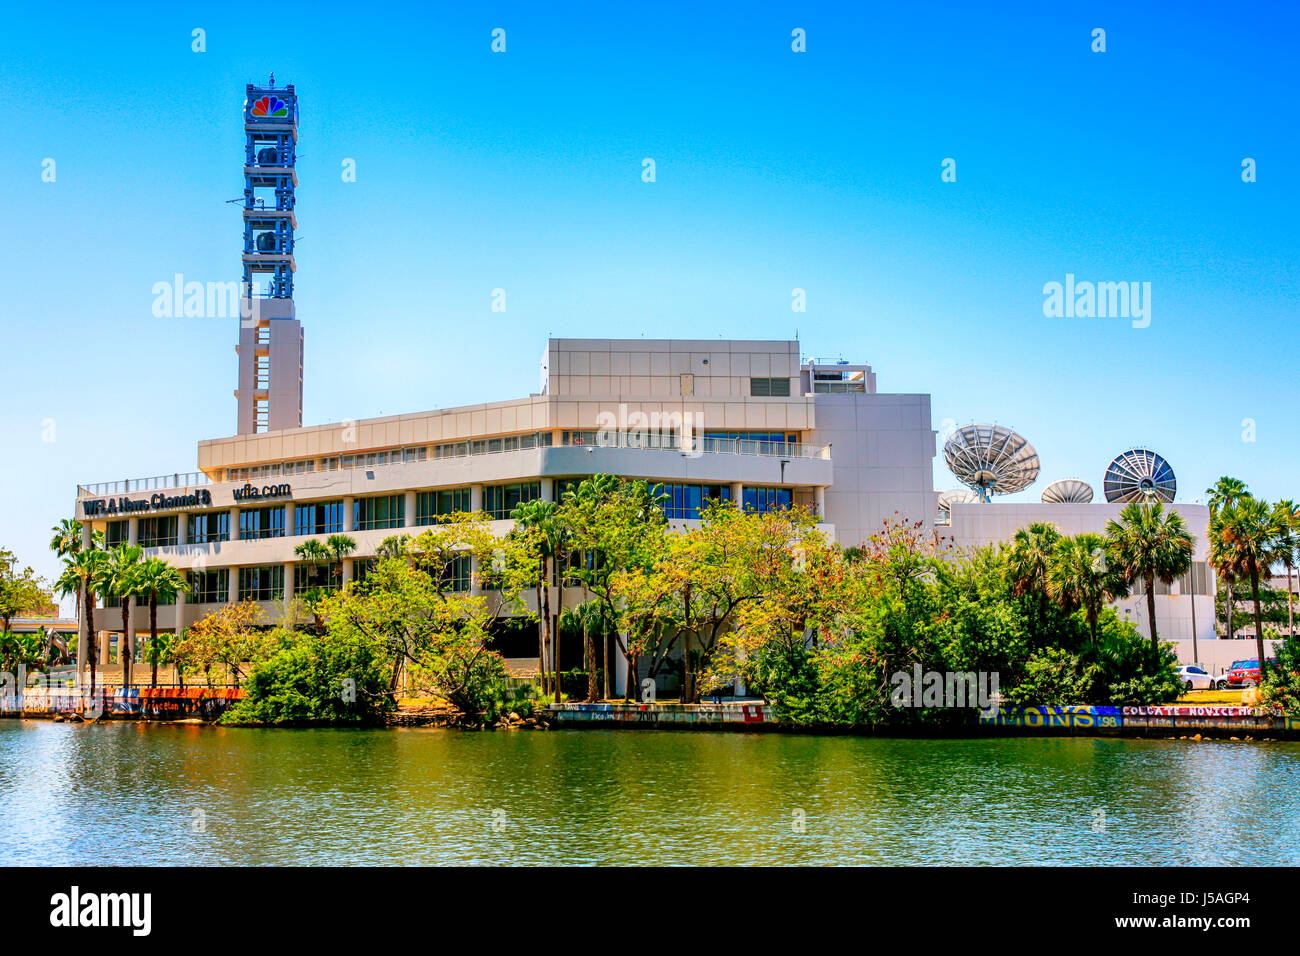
<box><xmin>1104</xmin><ymin>449</ymin><xmax>1176</xmax><ymax>503</ymax></box>
<box><xmin>936</xmin><ymin>488</ymin><xmax>980</xmax><ymax>525</ymax></box>
<box><xmin>1042</xmin><ymin>479</ymin><xmax>1094</xmax><ymax>504</ymax></box>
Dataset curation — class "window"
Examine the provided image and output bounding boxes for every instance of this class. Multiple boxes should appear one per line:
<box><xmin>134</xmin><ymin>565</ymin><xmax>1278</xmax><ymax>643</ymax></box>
<box><xmin>238</xmin><ymin>565</ymin><xmax>284</xmax><ymax>601</ymax></box>
<box><xmin>190</xmin><ymin>569</ymin><xmax>228</xmax><ymax>604</ymax></box>
<box><xmin>105</xmin><ymin>520</ymin><xmax>128</xmax><ymax>548</ymax></box>
<box><xmin>440</xmin><ymin>554</ymin><xmax>471</xmax><ymax>592</ymax></box>
<box><xmin>1178</xmin><ymin>562</ymin><xmax>1211</xmax><ymax>596</ymax></box>
<box><xmin>353</xmin><ymin>559</ymin><xmax>377</xmax><ymax>584</ymax></box>
<box><xmin>239</xmin><ymin>506</ymin><xmax>285</xmax><ymax>540</ymax></box>
<box><xmin>137</xmin><ymin>516</ymin><xmax>178</xmax><ymax>548</ymax></box>
<box><xmin>416</xmin><ymin>488</ymin><xmax>471</xmax><ymax>525</ymax></box>
<box><xmin>295</xmin><ymin>500</ymin><xmax>342</xmax><ymax>536</ymax></box>
<box><xmin>294</xmin><ymin>562</ymin><xmax>341</xmax><ymax>593</ymax></box>
<box><xmin>354</xmin><ymin>494</ymin><xmax>405</xmax><ymax>531</ymax></box>
<box><xmin>483</xmin><ymin>482</ymin><xmax>541</xmax><ymax>519</ymax></box>
<box><xmin>554</xmin><ymin>478</ymin><xmax>589</xmax><ymax>502</ymax></box>
<box><xmin>742</xmin><ymin>487</ymin><xmax>792</xmax><ymax>513</ymax></box>
<box><xmin>750</xmin><ymin>377</ymin><xmax>791</xmax><ymax>397</ymax></box>
<box><xmin>659</xmin><ymin>483</ymin><xmax>732</xmax><ymax>519</ymax></box>
<box><xmin>188</xmin><ymin>511</ymin><xmax>230</xmax><ymax>544</ymax></box>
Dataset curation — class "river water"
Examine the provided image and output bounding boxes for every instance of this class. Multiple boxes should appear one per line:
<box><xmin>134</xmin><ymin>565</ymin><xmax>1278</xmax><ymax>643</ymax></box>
<box><xmin>2</xmin><ymin>721</ymin><xmax>1297</xmax><ymax>865</ymax></box>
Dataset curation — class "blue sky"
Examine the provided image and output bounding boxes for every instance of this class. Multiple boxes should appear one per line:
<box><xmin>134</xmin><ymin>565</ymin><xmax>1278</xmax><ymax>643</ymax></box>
<box><xmin>2</xmin><ymin>0</ymin><xmax>1296</xmax><ymax>591</ymax></box>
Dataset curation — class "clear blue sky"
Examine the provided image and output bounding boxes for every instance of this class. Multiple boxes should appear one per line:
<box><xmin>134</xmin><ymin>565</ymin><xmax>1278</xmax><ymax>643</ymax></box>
<box><xmin>2</xmin><ymin>1</ymin><xmax>1296</xmax><ymax>594</ymax></box>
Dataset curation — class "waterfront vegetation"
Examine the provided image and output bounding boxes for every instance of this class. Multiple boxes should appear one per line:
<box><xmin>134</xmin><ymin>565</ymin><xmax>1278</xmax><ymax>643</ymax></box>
<box><xmin>10</xmin><ymin>472</ymin><xmax>1299</xmax><ymax>727</ymax></box>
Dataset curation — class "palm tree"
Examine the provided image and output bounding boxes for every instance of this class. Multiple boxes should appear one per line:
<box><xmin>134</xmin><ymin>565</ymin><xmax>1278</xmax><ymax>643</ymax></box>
<box><xmin>97</xmin><ymin>545</ymin><xmax>144</xmax><ymax>690</ymax></box>
<box><xmin>1213</xmin><ymin>497</ymin><xmax>1282</xmax><ymax>675</ymax></box>
<box><xmin>56</xmin><ymin>543</ymin><xmax>108</xmax><ymax>703</ymax></box>
<box><xmin>512</xmin><ymin>499</ymin><xmax>557</xmax><ymax>694</ymax></box>
<box><xmin>1207</xmin><ymin>477</ymin><xmax>1250</xmax><ymax>636</ymax></box>
<box><xmin>1006</xmin><ymin>522</ymin><xmax>1063</xmax><ymax>642</ymax></box>
<box><xmin>1046</xmin><ymin>534</ymin><xmax>1129</xmax><ymax>643</ymax></box>
<box><xmin>1105</xmin><ymin>502</ymin><xmax>1195</xmax><ymax>647</ymax></box>
<box><xmin>49</xmin><ymin>518</ymin><xmax>82</xmax><ymax>559</ymax></box>
<box><xmin>133</xmin><ymin>558</ymin><xmax>187</xmax><ymax>687</ymax></box>
<box><xmin>1271</xmin><ymin>500</ymin><xmax>1299</xmax><ymax>638</ymax></box>
<box><xmin>376</xmin><ymin>534</ymin><xmax>411</xmax><ymax>560</ymax></box>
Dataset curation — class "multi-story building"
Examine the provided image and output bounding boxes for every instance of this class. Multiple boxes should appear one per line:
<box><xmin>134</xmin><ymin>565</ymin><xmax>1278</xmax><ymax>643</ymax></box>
<box><xmin>72</xmin><ymin>338</ymin><xmax>938</xmax><ymax>682</ymax></box>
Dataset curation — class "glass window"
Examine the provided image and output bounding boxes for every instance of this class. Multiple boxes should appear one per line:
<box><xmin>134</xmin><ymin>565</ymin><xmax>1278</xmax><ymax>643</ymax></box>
<box><xmin>440</xmin><ymin>554</ymin><xmax>471</xmax><ymax>592</ymax></box>
<box><xmin>189</xmin><ymin>569</ymin><xmax>229</xmax><ymax>604</ymax></box>
<box><xmin>660</xmin><ymin>483</ymin><xmax>732</xmax><ymax>519</ymax></box>
<box><xmin>295</xmin><ymin>500</ymin><xmax>342</xmax><ymax>536</ymax></box>
<box><xmin>137</xmin><ymin>516</ymin><xmax>178</xmax><ymax>548</ymax></box>
<box><xmin>239</xmin><ymin>506</ymin><xmax>285</xmax><ymax>540</ymax></box>
<box><xmin>742</xmin><ymin>487</ymin><xmax>792</xmax><ymax>514</ymax></box>
<box><xmin>294</xmin><ymin>562</ymin><xmax>341</xmax><ymax>592</ymax></box>
<box><xmin>483</xmin><ymin>482</ymin><xmax>541</xmax><ymax>520</ymax></box>
<box><xmin>354</xmin><ymin>494</ymin><xmax>405</xmax><ymax>531</ymax></box>
<box><xmin>105</xmin><ymin>520</ymin><xmax>129</xmax><ymax>548</ymax></box>
<box><xmin>416</xmin><ymin>488</ymin><xmax>471</xmax><ymax>525</ymax></box>
<box><xmin>188</xmin><ymin>511</ymin><xmax>230</xmax><ymax>544</ymax></box>
<box><xmin>238</xmin><ymin>565</ymin><xmax>283</xmax><ymax>601</ymax></box>
<box><xmin>750</xmin><ymin>377</ymin><xmax>791</xmax><ymax>397</ymax></box>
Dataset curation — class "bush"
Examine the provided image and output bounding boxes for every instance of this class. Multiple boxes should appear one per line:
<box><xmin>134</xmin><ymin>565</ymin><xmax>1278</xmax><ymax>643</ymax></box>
<box><xmin>1079</xmin><ymin>612</ymin><xmax>1181</xmax><ymax>706</ymax></box>
<box><xmin>1260</xmin><ymin>633</ymin><xmax>1300</xmax><ymax>716</ymax></box>
<box><xmin>221</xmin><ymin>630</ymin><xmax>393</xmax><ymax>725</ymax></box>
<box><xmin>1002</xmin><ymin>647</ymin><xmax>1091</xmax><ymax>706</ymax></box>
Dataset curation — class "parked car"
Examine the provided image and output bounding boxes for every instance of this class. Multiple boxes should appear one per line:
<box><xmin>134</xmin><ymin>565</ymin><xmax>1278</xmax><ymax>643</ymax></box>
<box><xmin>1224</xmin><ymin>659</ymin><xmax>1276</xmax><ymax>689</ymax></box>
<box><xmin>1176</xmin><ymin>665</ymin><xmax>1214</xmax><ymax>691</ymax></box>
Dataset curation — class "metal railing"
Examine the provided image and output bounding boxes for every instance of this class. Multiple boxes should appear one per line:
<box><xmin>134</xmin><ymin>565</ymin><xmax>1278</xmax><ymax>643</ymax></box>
<box><xmin>560</xmin><ymin>431</ymin><xmax>829</xmax><ymax>459</ymax></box>
<box><xmin>78</xmin><ymin>472</ymin><xmax>213</xmax><ymax>498</ymax></box>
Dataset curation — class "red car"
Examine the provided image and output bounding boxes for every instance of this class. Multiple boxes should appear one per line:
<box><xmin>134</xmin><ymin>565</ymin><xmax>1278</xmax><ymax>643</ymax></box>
<box><xmin>1224</xmin><ymin>659</ymin><xmax>1275</xmax><ymax>688</ymax></box>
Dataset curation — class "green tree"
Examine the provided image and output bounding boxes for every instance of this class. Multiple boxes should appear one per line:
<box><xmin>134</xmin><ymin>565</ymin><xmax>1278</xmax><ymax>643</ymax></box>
<box><xmin>1212</xmin><ymin>496</ymin><xmax>1283</xmax><ymax>674</ymax></box>
<box><xmin>133</xmin><ymin>557</ymin><xmax>187</xmax><ymax>687</ymax></box>
<box><xmin>1207</xmin><ymin>476</ymin><xmax>1250</xmax><ymax>636</ymax></box>
<box><xmin>1271</xmin><ymin>499</ymin><xmax>1299</xmax><ymax>638</ymax></box>
<box><xmin>1046</xmin><ymin>533</ymin><xmax>1129</xmax><ymax>644</ymax></box>
<box><xmin>1105</xmin><ymin>502</ymin><xmax>1195</xmax><ymax>646</ymax></box>
<box><xmin>0</xmin><ymin>547</ymin><xmax>55</xmax><ymax>635</ymax></box>
<box><xmin>55</xmin><ymin>540</ymin><xmax>108</xmax><ymax>699</ymax></box>
<box><xmin>1006</xmin><ymin>522</ymin><xmax>1064</xmax><ymax>644</ymax></box>
<box><xmin>96</xmin><ymin>544</ymin><xmax>144</xmax><ymax>688</ymax></box>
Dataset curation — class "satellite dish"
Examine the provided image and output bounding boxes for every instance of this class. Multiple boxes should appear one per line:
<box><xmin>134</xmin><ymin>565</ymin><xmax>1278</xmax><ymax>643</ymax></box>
<box><xmin>1042</xmin><ymin>479</ymin><xmax>1094</xmax><ymax>504</ymax></box>
<box><xmin>943</xmin><ymin>424</ymin><xmax>1040</xmax><ymax>502</ymax></box>
<box><xmin>1103</xmin><ymin>449</ymin><xmax>1176</xmax><ymax>503</ymax></box>
<box><xmin>936</xmin><ymin>488</ymin><xmax>979</xmax><ymax>525</ymax></box>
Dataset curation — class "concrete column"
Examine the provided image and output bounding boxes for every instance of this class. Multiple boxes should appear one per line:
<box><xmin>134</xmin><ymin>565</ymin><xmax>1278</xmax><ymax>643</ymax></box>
<box><xmin>540</xmin><ymin>478</ymin><xmax>554</xmax><ymax>502</ymax></box>
<box><xmin>342</xmin><ymin>559</ymin><xmax>354</xmax><ymax>585</ymax></box>
<box><xmin>231</xmin><ymin>506</ymin><xmax>241</xmax><ymax>541</ymax></box>
<box><xmin>731</xmin><ymin>482</ymin><xmax>744</xmax><ymax>509</ymax></box>
<box><xmin>404</xmin><ymin>490</ymin><xmax>417</xmax><ymax>528</ymax></box>
<box><xmin>470</xmin><ymin>484</ymin><xmax>483</xmax><ymax>514</ymax></box>
<box><xmin>283</xmin><ymin>501</ymin><xmax>296</xmax><ymax>537</ymax></box>
<box><xmin>127</xmin><ymin>517</ymin><xmax>139</xmax><ymax>546</ymax></box>
<box><xmin>342</xmin><ymin>497</ymin><xmax>355</xmax><ymax>532</ymax></box>
<box><xmin>814</xmin><ymin>486</ymin><xmax>826</xmax><ymax>519</ymax></box>
<box><xmin>283</xmin><ymin>562</ymin><xmax>295</xmax><ymax>603</ymax></box>
<box><xmin>174</xmin><ymin>588</ymin><xmax>187</xmax><ymax>638</ymax></box>
<box><xmin>228</xmin><ymin>567</ymin><xmax>239</xmax><ymax>603</ymax></box>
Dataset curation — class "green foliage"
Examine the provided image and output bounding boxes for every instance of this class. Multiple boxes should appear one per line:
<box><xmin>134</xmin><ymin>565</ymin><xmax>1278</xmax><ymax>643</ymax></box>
<box><xmin>1260</xmin><ymin>633</ymin><xmax>1300</xmax><ymax>717</ymax></box>
<box><xmin>1001</xmin><ymin>647</ymin><xmax>1090</xmax><ymax>707</ymax></box>
<box><xmin>221</xmin><ymin>627</ymin><xmax>393</xmax><ymax>725</ymax></box>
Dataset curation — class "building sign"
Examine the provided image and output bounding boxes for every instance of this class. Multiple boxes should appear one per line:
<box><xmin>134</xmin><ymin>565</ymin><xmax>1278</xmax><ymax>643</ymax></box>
<box><xmin>83</xmin><ymin>490</ymin><xmax>213</xmax><ymax>517</ymax></box>
<box><xmin>232</xmin><ymin>482</ymin><xmax>292</xmax><ymax>502</ymax></box>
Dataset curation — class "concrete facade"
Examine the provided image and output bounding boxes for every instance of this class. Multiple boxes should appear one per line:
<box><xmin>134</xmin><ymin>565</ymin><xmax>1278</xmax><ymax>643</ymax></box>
<box><xmin>72</xmin><ymin>338</ymin><xmax>939</xmax><ymax>664</ymax></box>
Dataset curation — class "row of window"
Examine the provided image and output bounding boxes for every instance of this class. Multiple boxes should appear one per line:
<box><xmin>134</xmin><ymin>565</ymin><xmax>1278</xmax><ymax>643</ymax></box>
<box><xmin>226</xmin><ymin>433</ymin><xmax>556</xmax><ymax>482</ymax></box>
<box><xmin>102</xmin><ymin>478</ymin><xmax>798</xmax><ymax>549</ymax></box>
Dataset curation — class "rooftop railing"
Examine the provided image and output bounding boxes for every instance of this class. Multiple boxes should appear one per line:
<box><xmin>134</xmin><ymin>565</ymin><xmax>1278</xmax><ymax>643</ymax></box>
<box><xmin>80</xmin><ymin>432</ymin><xmax>832</xmax><ymax>497</ymax></box>
<box><xmin>78</xmin><ymin>472</ymin><xmax>212</xmax><ymax>498</ymax></box>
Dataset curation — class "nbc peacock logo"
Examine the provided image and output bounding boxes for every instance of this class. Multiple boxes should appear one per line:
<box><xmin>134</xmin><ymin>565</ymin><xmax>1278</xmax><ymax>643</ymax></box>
<box><xmin>251</xmin><ymin>95</ymin><xmax>289</xmax><ymax>118</ymax></box>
